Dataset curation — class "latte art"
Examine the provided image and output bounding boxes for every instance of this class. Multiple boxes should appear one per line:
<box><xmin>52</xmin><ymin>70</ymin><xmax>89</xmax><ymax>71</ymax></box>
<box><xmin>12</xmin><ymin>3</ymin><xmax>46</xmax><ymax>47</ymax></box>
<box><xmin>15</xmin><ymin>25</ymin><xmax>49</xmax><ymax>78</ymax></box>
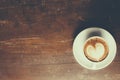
<box><xmin>86</xmin><ymin>43</ymin><xmax>105</xmax><ymax>61</ymax></box>
<box><xmin>84</xmin><ymin>37</ymin><xmax>109</xmax><ymax>62</ymax></box>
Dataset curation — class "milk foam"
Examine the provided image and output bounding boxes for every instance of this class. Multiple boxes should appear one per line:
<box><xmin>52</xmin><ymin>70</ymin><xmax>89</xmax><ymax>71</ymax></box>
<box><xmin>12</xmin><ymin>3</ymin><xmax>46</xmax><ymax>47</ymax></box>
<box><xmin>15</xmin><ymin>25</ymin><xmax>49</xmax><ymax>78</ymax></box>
<box><xmin>86</xmin><ymin>43</ymin><xmax>105</xmax><ymax>61</ymax></box>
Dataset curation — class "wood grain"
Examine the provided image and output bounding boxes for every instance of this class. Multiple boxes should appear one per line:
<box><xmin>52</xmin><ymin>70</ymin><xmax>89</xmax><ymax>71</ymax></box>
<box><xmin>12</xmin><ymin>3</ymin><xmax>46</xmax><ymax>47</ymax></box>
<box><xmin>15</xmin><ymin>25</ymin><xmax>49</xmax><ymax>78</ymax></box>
<box><xmin>0</xmin><ymin>0</ymin><xmax>120</xmax><ymax>80</ymax></box>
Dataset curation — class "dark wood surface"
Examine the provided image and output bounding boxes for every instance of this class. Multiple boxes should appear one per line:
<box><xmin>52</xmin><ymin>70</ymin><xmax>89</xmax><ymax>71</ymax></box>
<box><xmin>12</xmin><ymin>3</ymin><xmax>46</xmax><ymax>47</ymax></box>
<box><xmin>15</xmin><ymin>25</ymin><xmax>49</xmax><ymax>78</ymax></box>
<box><xmin>0</xmin><ymin>0</ymin><xmax>120</xmax><ymax>80</ymax></box>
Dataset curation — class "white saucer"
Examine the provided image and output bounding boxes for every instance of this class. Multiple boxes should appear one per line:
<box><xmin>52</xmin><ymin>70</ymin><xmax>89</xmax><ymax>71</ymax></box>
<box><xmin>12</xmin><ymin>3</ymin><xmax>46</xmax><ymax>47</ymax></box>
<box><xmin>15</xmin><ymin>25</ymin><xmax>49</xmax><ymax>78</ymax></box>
<box><xmin>73</xmin><ymin>27</ymin><xmax>117</xmax><ymax>70</ymax></box>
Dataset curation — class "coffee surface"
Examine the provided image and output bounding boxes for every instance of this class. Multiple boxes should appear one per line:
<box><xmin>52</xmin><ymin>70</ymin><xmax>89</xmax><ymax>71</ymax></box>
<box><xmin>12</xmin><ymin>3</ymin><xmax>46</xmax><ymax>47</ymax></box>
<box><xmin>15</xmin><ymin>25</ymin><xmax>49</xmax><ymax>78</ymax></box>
<box><xmin>84</xmin><ymin>37</ymin><xmax>109</xmax><ymax>62</ymax></box>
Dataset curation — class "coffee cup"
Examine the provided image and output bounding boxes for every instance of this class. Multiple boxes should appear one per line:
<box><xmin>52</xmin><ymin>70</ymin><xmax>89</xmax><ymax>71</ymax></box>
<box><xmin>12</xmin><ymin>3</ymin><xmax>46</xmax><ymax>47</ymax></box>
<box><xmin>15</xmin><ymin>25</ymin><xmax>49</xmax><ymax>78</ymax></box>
<box><xmin>73</xmin><ymin>27</ymin><xmax>117</xmax><ymax>70</ymax></box>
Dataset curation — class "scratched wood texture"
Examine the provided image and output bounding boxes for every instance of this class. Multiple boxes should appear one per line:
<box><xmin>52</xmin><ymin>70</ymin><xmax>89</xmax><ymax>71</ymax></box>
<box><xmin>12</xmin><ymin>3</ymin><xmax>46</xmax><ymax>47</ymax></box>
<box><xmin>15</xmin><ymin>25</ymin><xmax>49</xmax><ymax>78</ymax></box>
<box><xmin>0</xmin><ymin>0</ymin><xmax>120</xmax><ymax>80</ymax></box>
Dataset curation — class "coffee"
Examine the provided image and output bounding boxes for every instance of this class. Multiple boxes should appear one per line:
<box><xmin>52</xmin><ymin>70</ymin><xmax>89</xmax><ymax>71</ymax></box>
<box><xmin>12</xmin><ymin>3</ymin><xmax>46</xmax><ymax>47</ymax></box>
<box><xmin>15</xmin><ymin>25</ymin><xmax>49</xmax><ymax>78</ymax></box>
<box><xmin>83</xmin><ymin>36</ymin><xmax>109</xmax><ymax>62</ymax></box>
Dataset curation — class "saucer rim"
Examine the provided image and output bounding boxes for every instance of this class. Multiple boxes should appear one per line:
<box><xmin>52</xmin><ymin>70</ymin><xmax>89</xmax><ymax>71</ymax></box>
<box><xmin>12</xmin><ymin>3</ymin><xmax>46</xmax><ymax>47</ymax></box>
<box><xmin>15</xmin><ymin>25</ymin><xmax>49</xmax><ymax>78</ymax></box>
<box><xmin>73</xmin><ymin>27</ymin><xmax>117</xmax><ymax>70</ymax></box>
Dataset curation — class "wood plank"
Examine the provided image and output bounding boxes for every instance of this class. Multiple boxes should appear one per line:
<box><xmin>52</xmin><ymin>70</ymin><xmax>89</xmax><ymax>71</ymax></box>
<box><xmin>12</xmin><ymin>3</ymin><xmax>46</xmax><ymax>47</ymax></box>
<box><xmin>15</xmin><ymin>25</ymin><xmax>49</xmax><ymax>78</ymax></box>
<box><xmin>0</xmin><ymin>0</ymin><xmax>120</xmax><ymax>80</ymax></box>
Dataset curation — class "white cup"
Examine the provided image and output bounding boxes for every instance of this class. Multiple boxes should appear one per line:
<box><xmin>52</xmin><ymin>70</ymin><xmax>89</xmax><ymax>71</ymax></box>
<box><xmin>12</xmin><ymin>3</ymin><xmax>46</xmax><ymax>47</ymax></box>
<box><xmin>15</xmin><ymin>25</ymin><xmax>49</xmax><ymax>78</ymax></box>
<box><xmin>73</xmin><ymin>27</ymin><xmax>117</xmax><ymax>70</ymax></box>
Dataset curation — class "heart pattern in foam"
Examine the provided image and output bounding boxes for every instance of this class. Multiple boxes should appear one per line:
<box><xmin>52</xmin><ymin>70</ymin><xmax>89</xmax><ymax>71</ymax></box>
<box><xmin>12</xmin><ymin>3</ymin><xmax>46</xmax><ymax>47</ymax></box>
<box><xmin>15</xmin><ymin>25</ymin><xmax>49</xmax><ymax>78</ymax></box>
<box><xmin>86</xmin><ymin>43</ymin><xmax>105</xmax><ymax>61</ymax></box>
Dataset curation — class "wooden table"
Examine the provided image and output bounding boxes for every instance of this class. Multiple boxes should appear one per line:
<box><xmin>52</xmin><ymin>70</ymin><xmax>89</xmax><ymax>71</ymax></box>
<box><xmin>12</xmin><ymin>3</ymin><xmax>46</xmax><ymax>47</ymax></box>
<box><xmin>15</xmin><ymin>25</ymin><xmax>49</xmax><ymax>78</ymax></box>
<box><xmin>0</xmin><ymin>0</ymin><xmax>120</xmax><ymax>80</ymax></box>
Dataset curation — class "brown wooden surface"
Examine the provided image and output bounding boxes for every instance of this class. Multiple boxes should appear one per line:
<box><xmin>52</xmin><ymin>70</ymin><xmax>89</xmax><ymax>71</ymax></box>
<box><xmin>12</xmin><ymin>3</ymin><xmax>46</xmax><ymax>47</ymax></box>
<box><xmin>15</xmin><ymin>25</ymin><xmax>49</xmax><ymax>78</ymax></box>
<box><xmin>0</xmin><ymin>0</ymin><xmax>120</xmax><ymax>80</ymax></box>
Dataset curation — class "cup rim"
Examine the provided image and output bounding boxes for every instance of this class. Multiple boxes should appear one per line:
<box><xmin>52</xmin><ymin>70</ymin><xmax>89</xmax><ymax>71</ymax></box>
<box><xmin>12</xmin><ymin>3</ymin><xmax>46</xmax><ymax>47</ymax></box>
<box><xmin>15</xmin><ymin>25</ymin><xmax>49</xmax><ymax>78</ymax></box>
<box><xmin>73</xmin><ymin>27</ymin><xmax>117</xmax><ymax>70</ymax></box>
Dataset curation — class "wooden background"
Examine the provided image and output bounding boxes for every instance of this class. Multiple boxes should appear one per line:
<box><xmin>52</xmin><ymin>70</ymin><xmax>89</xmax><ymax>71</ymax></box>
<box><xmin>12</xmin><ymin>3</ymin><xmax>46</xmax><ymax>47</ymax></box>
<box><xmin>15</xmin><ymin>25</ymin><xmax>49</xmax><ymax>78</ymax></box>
<box><xmin>0</xmin><ymin>0</ymin><xmax>120</xmax><ymax>80</ymax></box>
